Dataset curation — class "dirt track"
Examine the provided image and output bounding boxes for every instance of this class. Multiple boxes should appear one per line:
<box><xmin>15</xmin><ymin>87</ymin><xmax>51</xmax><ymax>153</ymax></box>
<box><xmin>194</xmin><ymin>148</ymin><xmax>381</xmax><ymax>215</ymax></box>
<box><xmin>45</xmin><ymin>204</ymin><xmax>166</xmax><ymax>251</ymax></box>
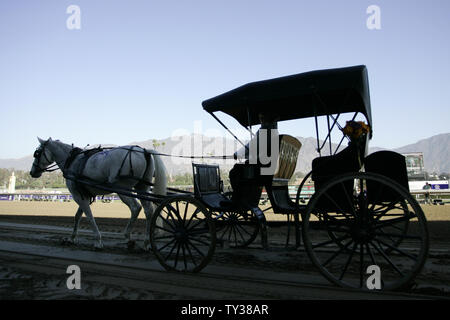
<box><xmin>0</xmin><ymin>201</ymin><xmax>449</xmax><ymax>299</ymax></box>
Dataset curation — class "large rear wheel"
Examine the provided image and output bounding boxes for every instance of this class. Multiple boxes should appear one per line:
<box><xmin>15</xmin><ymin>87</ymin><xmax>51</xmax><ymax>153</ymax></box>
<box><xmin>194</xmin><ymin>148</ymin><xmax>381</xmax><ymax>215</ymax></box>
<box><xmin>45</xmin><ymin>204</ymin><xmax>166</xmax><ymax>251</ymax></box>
<box><xmin>302</xmin><ymin>172</ymin><xmax>429</xmax><ymax>291</ymax></box>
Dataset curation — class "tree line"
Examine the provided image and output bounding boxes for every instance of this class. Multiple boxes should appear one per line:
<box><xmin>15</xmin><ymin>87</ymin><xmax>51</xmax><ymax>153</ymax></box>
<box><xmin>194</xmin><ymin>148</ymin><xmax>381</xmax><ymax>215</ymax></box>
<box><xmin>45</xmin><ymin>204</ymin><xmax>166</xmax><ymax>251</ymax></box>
<box><xmin>0</xmin><ymin>168</ymin><xmax>308</xmax><ymax>191</ymax></box>
<box><xmin>0</xmin><ymin>169</ymin><xmax>66</xmax><ymax>190</ymax></box>
<box><xmin>10</xmin><ymin>167</ymin><xmax>447</xmax><ymax>190</ymax></box>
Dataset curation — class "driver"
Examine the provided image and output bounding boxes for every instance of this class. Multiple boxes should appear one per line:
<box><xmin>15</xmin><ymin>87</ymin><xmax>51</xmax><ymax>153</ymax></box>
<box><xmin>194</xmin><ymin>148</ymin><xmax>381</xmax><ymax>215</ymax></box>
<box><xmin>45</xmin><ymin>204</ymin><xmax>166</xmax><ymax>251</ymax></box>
<box><xmin>229</xmin><ymin>113</ymin><xmax>279</xmax><ymax>209</ymax></box>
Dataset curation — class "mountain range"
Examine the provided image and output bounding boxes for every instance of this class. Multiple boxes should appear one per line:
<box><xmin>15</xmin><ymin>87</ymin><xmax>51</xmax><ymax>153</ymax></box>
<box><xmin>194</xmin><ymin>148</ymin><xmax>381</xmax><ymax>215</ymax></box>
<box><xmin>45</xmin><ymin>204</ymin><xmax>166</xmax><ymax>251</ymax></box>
<box><xmin>1</xmin><ymin>133</ymin><xmax>449</xmax><ymax>175</ymax></box>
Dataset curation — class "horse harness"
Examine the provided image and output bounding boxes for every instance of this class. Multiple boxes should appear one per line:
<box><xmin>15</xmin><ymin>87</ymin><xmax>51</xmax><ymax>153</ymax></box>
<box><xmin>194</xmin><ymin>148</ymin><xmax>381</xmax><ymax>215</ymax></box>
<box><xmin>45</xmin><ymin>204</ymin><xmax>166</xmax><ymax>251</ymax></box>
<box><xmin>32</xmin><ymin>140</ymin><xmax>59</xmax><ymax>174</ymax></box>
<box><xmin>63</xmin><ymin>146</ymin><xmax>153</xmax><ymax>201</ymax></box>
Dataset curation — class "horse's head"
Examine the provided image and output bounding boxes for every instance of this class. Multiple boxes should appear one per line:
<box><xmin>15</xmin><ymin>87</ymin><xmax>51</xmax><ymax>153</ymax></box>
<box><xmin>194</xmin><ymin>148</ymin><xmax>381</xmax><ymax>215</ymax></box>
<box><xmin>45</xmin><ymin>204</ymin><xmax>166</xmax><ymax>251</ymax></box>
<box><xmin>30</xmin><ymin>137</ymin><xmax>55</xmax><ymax>178</ymax></box>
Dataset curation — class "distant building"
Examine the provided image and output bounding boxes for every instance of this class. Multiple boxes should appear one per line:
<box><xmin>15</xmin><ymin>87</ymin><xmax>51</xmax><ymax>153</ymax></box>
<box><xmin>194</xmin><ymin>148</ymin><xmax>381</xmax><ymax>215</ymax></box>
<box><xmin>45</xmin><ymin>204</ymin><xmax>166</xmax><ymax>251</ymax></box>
<box><xmin>8</xmin><ymin>172</ymin><xmax>16</xmax><ymax>193</ymax></box>
<box><xmin>403</xmin><ymin>152</ymin><xmax>426</xmax><ymax>181</ymax></box>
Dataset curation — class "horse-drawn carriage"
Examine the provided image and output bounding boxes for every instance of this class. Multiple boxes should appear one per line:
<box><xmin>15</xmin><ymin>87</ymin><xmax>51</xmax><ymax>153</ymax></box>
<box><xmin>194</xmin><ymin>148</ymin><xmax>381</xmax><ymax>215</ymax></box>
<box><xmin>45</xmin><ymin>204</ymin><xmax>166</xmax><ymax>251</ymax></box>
<box><xmin>31</xmin><ymin>65</ymin><xmax>429</xmax><ymax>291</ymax></box>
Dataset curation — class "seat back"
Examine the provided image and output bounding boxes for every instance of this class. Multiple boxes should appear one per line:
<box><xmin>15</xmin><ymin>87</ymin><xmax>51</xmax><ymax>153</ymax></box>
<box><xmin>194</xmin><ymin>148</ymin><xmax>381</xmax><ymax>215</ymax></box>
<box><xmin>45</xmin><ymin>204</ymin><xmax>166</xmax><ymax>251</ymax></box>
<box><xmin>192</xmin><ymin>163</ymin><xmax>221</xmax><ymax>197</ymax></box>
<box><xmin>365</xmin><ymin>151</ymin><xmax>409</xmax><ymax>203</ymax></box>
<box><xmin>311</xmin><ymin>144</ymin><xmax>363</xmax><ymax>212</ymax></box>
<box><xmin>229</xmin><ymin>135</ymin><xmax>302</xmax><ymax>212</ymax></box>
<box><xmin>264</xmin><ymin>135</ymin><xmax>302</xmax><ymax>214</ymax></box>
<box><xmin>273</xmin><ymin>135</ymin><xmax>302</xmax><ymax>180</ymax></box>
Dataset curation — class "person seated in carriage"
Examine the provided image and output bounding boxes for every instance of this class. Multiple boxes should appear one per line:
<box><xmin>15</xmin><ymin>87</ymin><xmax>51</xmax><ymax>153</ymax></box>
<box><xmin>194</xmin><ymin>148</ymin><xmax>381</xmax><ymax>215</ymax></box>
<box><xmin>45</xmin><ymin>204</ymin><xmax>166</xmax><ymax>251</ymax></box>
<box><xmin>229</xmin><ymin>112</ymin><xmax>280</xmax><ymax>210</ymax></box>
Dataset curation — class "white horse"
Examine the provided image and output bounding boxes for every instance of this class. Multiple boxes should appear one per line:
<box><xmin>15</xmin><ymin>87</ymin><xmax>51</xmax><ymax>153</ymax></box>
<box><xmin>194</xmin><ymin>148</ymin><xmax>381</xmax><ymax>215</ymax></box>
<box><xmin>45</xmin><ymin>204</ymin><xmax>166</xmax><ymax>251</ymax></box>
<box><xmin>30</xmin><ymin>137</ymin><xmax>167</xmax><ymax>249</ymax></box>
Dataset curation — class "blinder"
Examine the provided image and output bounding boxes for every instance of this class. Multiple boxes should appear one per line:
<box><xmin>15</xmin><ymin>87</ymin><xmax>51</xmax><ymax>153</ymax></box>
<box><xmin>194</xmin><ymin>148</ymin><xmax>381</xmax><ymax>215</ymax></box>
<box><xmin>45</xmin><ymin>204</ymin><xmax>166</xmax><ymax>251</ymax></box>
<box><xmin>31</xmin><ymin>141</ymin><xmax>58</xmax><ymax>174</ymax></box>
<box><xmin>33</xmin><ymin>149</ymin><xmax>42</xmax><ymax>159</ymax></box>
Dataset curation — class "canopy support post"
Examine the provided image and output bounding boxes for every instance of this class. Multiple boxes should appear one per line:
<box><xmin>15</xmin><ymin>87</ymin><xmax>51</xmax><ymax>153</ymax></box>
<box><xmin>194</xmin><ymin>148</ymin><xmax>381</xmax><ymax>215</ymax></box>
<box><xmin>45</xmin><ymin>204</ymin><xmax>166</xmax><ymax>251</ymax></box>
<box><xmin>314</xmin><ymin>115</ymin><xmax>321</xmax><ymax>157</ymax></box>
<box><xmin>208</xmin><ymin>111</ymin><xmax>249</xmax><ymax>151</ymax></box>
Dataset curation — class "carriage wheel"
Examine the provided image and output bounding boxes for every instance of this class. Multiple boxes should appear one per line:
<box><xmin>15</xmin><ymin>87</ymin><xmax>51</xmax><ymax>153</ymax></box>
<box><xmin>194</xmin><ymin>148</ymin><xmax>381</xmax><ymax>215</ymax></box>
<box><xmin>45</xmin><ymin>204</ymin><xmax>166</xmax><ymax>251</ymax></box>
<box><xmin>211</xmin><ymin>210</ymin><xmax>260</xmax><ymax>248</ymax></box>
<box><xmin>150</xmin><ymin>195</ymin><xmax>216</xmax><ymax>273</ymax></box>
<box><xmin>316</xmin><ymin>201</ymin><xmax>410</xmax><ymax>254</ymax></box>
<box><xmin>302</xmin><ymin>172</ymin><xmax>429</xmax><ymax>291</ymax></box>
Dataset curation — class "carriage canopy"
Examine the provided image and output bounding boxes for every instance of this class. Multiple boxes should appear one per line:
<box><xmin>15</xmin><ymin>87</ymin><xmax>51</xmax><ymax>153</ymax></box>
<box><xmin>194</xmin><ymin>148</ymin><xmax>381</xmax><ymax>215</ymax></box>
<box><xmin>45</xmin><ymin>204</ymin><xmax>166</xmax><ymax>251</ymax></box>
<box><xmin>202</xmin><ymin>65</ymin><xmax>372</xmax><ymax>131</ymax></box>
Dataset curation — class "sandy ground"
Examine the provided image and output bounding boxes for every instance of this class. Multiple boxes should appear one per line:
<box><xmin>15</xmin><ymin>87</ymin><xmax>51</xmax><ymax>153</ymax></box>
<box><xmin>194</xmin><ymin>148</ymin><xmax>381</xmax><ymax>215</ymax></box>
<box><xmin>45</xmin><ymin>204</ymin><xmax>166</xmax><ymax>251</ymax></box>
<box><xmin>0</xmin><ymin>201</ymin><xmax>449</xmax><ymax>299</ymax></box>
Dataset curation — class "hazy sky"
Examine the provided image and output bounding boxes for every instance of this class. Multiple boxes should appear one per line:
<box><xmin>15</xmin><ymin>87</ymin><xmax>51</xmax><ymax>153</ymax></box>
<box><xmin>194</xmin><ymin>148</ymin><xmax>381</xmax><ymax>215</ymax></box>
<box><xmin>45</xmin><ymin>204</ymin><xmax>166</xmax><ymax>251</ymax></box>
<box><xmin>1</xmin><ymin>0</ymin><xmax>449</xmax><ymax>158</ymax></box>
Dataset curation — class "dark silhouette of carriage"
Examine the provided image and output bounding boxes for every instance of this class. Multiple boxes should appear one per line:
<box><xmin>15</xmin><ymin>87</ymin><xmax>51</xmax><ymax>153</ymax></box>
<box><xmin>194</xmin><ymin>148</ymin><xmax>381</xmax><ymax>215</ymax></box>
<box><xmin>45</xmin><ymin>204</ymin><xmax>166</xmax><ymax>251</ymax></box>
<box><xmin>147</xmin><ymin>65</ymin><xmax>429</xmax><ymax>291</ymax></box>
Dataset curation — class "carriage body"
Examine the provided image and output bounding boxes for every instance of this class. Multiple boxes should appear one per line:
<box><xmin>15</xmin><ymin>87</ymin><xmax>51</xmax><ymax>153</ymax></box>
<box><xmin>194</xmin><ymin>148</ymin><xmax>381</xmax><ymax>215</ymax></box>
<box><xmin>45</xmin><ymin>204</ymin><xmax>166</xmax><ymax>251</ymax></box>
<box><xmin>150</xmin><ymin>65</ymin><xmax>429</xmax><ymax>291</ymax></box>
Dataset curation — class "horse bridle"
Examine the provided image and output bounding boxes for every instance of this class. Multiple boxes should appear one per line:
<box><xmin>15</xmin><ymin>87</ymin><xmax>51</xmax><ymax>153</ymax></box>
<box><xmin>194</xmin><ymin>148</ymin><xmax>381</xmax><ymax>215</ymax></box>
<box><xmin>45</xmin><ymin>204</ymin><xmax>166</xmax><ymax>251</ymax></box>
<box><xmin>32</xmin><ymin>141</ymin><xmax>59</xmax><ymax>174</ymax></box>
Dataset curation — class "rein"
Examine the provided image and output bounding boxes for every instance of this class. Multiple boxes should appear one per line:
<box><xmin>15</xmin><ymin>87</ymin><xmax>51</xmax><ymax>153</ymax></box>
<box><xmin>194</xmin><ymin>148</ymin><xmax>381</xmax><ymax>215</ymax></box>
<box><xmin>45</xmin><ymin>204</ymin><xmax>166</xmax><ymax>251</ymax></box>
<box><xmin>93</xmin><ymin>145</ymin><xmax>235</xmax><ymax>160</ymax></box>
<box><xmin>34</xmin><ymin>143</ymin><xmax>235</xmax><ymax>176</ymax></box>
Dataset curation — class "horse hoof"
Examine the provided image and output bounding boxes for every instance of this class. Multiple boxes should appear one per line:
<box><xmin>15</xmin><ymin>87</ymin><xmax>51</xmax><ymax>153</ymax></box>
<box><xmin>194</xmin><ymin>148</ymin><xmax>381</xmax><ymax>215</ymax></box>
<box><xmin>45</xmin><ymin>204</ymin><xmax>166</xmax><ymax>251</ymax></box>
<box><xmin>127</xmin><ymin>240</ymin><xmax>136</xmax><ymax>250</ymax></box>
<box><xmin>61</xmin><ymin>237</ymin><xmax>74</xmax><ymax>246</ymax></box>
<box><xmin>143</xmin><ymin>240</ymin><xmax>152</xmax><ymax>251</ymax></box>
<box><xmin>93</xmin><ymin>242</ymin><xmax>104</xmax><ymax>250</ymax></box>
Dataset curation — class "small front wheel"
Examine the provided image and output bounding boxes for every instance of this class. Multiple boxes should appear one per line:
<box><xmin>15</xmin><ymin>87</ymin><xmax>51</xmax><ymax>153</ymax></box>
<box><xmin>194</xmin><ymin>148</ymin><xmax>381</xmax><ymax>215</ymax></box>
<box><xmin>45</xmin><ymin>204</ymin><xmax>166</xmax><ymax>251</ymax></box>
<box><xmin>211</xmin><ymin>210</ymin><xmax>260</xmax><ymax>248</ymax></box>
<box><xmin>150</xmin><ymin>195</ymin><xmax>216</xmax><ymax>272</ymax></box>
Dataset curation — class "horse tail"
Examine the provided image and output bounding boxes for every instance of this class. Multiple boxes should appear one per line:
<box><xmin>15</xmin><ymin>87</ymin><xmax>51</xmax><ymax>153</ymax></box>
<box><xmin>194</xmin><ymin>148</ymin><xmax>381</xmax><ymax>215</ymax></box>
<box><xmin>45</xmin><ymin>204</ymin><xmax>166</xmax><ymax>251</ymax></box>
<box><xmin>148</xmin><ymin>150</ymin><xmax>167</xmax><ymax>196</ymax></box>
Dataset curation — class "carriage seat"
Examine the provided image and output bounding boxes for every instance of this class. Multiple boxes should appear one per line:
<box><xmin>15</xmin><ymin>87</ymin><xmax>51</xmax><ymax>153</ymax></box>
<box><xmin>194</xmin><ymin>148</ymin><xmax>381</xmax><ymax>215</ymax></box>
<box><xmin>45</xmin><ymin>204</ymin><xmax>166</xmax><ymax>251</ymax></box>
<box><xmin>311</xmin><ymin>142</ymin><xmax>364</xmax><ymax>212</ymax></box>
<box><xmin>265</xmin><ymin>135</ymin><xmax>302</xmax><ymax>214</ymax></box>
<box><xmin>192</xmin><ymin>163</ymin><xmax>234</xmax><ymax>210</ymax></box>
<box><xmin>364</xmin><ymin>151</ymin><xmax>409</xmax><ymax>203</ymax></box>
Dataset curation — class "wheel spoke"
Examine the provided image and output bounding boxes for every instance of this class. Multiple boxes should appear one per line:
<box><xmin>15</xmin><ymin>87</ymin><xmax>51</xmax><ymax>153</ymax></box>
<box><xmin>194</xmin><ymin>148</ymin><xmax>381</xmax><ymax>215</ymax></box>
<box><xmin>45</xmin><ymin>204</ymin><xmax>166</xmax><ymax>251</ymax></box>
<box><xmin>323</xmin><ymin>191</ymin><xmax>347</xmax><ymax>214</ymax></box>
<box><xmin>187</xmin><ymin>218</ymin><xmax>207</xmax><ymax>232</ymax></box>
<box><xmin>232</xmin><ymin>225</ymin><xmax>238</xmax><ymax>247</ymax></box>
<box><xmin>186</xmin><ymin>238</ymin><xmax>206</xmax><ymax>257</ymax></box>
<box><xmin>189</xmin><ymin>235</ymin><xmax>212</xmax><ymax>247</ymax></box>
<box><xmin>154</xmin><ymin>224</ymin><xmax>176</xmax><ymax>234</ymax></box>
<box><xmin>185</xmin><ymin>207</ymin><xmax>202</xmax><ymax>229</ymax></box>
<box><xmin>312</xmin><ymin>234</ymin><xmax>351</xmax><ymax>249</ymax></box>
<box><xmin>340</xmin><ymin>182</ymin><xmax>357</xmax><ymax>217</ymax></box>
<box><xmin>153</xmin><ymin>234</ymin><xmax>177</xmax><ymax>241</ymax></box>
<box><xmin>374</xmin><ymin>232</ymin><xmax>422</xmax><ymax>240</ymax></box>
<box><xmin>372</xmin><ymin>215</ymin><xmax>414</xmax><ymax>230</ymax></box>
<box><xmin>236</xmin><ymin>223</ymin><xmax>253</xmax><ymax>238</ymax></box>
<box><xmin>173</xmin><ymin>242</ymin><xmax>182</xmax><ymax>269</ymax></box>
<box><xmin>339</xmin><ymin>242</ymin><xmax>357</xmax><ymax>280</ymax></box>
<box><xmin>368</xmin><ymin>181</ymin><xmax>385</xmax><ymax>211</ymax></box>
<box><xmin>366</xmin><ymin>243</ymin><xmax>377</xmax><ymax>266</ymax></box>
<box><xmin>160</xmin><ymin>209</ymin><xmax>177</xmax><ymax>230</ymax></box>
<box><xmin>322</xmin><ymin>239</ymin><xmax>354</xmax><ymax>267</ymax></box>
<box><xmin>175</xmin><ymin>201</ymin><xmax>181</xmax><ymax>225</ymax></box>
<box><xmin>372</xmin><ymin>197</ymin><xmax>405</xmax><ymax>218</ymax></box>
<box><xmin>369</xmin><ymin>241</ymin><xmax>405</xmax><ymax>276</ymax></box>
<box><xmin>157</xmin><ymin>237</ymin><xmax>176</xmax><ymax>251</ymax></box>
<box><xmin>181</xmin><ymin>242</ymin><xmax>188</xmax><ymax>270</ymax></box>
<box><xmin>375</xmin><ymin>238</ymin><xmax>418</xmax><ymax>260</ymax></box>
<box><xmin>164</xmin><ymin>239</ymin><xmax>178</xmax><ymax>260</ymax></box>
<box><xmin>217</xmin><ymin>225</ymin><xmax>232</xmax><ymax>242</ymax></box>
<box><xmin>183</xmin><ymin>242</ymin><xmax>198</xmax><ymax>266</ymax></box>
<box><xmin>359</xmin><ymin>243</ymin><xmax>364</xmax><ymax>288</ymax></box>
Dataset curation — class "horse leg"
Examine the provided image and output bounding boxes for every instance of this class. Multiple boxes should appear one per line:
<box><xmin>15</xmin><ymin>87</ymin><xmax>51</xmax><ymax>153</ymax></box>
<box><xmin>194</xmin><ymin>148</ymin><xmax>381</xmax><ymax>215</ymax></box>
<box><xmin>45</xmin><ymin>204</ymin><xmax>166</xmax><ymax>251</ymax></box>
<box><xmin>119</xmin><ymin>195</ymin><xmax>142</xmax><ymax>246</ymax></box>
<box><xmin>70</xmin><ymin>207</ymin><xmax>83</xmax><ymax>243</ymax></box>
<box><xmin>61</xmin><ymin>206</ymin><xmax>83</xmax><ymax>245</ymax></box>
<box><xmin>76</xmin><ymin>200</ymin><xmax>103</xmax><ymax>249</ymax></box>
<box><xmin>140</xmin><ymin>199</ymin><xmax>155</xmax><ymax>251</ymax></box>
